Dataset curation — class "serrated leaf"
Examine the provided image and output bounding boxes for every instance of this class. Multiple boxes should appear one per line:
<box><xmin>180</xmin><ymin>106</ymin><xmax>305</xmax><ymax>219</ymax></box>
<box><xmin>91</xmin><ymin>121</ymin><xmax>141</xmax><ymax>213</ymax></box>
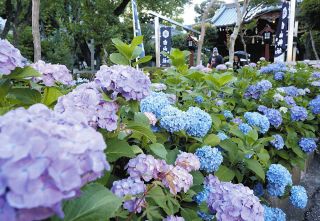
<box><xmin>131</xmin><ymin>35</ymin><xmax>144</xmax><ymax>47</ymax></box>
<box><xmin>204</xmin><ymin>134</ymin><xmax>220</xmax><ymax>146</ymax></box>
<box><xmin>166</xmin><ymin>148</ymin><xmax>180</xmax><ymax>164</ymax></box>
<box><xmin>41</xmin><ymin>87</ymin><xmax>63</xmax><ymax>106</ymax></box>
<box><xmin>134</xmin><ymin>112</ymin><xmax>150</xmax><ymax>125</ymax></box>
<box><xmin>61</xmin><ymin>183</ymin><xmax>122</xmax><ymax>221</ymax></box>
<box><xmin>127</xmin><ymin>122</ymin><xmax>157</xmax><ymax>143</ymax></box>
<box><xmin>245</xmin><ymin>159</ymin><xmax>265</xmax><ymax>181</ymax></box>
<box><xmin>190</xmin><ymin>171</ymin><xmax>204</xmax><ymax>186</ymax></box>
<box><xmin>133</xmin><ymin>55</ymin><xmax>152</xmax><ymax>66</ymax></box>
<box><xmin>5</xmin><ymin>66</ymin><xmax>41</xmax><ymax>79</ymax></box>
<box><xmin>149</xmin><ymin>143</ymin><xmax>167</xmax><ymax>160</ymax></box>
<box><xmin>110</xmin><ymin>53</ymin><xmax>130</xmax><ymax>65</ymax></box>
<box><xmin>7</xmin><ymin>88</ymin><xmax>41</xmax><ymax>105</ymax></box>
<box><xmin>106</xmin><ymin>139</ymin><xmax>135</xmax><ymax>162</ymax></box>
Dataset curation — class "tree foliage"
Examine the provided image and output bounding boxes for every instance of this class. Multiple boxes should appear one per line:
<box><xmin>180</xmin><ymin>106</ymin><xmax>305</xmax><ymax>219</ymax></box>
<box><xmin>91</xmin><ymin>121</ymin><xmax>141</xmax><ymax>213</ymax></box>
<box><xmin>299</xmin><ymin>0</ymin><xmax>320</xmax><ymax>30</ymax></box>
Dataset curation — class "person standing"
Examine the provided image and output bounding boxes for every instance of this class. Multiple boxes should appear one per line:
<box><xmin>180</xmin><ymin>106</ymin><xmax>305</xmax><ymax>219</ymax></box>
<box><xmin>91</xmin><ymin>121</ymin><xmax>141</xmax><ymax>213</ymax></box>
<box><xmin>207</xmin><ymin>47</ymin><xmax>224</xmax><ymax>68</ymax></box>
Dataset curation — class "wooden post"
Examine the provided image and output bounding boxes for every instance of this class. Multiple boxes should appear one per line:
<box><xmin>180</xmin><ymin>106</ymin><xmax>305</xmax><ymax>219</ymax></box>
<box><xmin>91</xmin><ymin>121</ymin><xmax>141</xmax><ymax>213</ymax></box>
<box><xmin>189</xmin><ymin>50</ymin><xmax>195</xmax><ymax>67</ymax></box>
<box><xmin>265</xmin><ymin>44</ymin><xmax>270</xmax><ymax>61</ymax></box>
<box><xmin>287</xmin><ymin>0</ymin><xmax>296</xmax><ymax>62</ymax></box>
<box><xmin>155</xmin><ymin>16</ymin><xmax>160</xmax><ymax>68</ymax></box>
<box><xmin>32</xmin><ymin>0</ymin><xmax>41</xmax><ymax>62</ymax></box>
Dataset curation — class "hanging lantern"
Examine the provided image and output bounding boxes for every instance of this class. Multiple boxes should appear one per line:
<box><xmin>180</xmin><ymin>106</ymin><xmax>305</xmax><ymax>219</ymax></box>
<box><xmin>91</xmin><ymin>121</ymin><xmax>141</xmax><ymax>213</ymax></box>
<box><xmin>255</xmin><ymin>28</ymin><xmax>258</xmax><ymax>34</ymax></box>
<box><xmin>252</xmin><ymin>37</ymin><xmax>255</xmax><ymax>44</ymax></box>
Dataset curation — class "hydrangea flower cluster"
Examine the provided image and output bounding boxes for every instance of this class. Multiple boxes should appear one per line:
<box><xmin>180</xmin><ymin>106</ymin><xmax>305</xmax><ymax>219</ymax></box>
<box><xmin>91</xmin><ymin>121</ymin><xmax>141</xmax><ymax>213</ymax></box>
<box><xmin>270</xmin><ymin>134</ymin><xmax>285</xmax><ymax>150</ymax></box>
<box><xmin>266</xmin><ymin>164</ymin><xmax>292</xmax><ymax>196</ymax></box>
<box><xmin>0</xmin><ymin>39</ymin><xmax>26</xmax><ymax>75</ymax></box>
<box><xmin>54</xmin><ymin>82</ymin><xmax>119</xmax><ymax>131</ymax></box>
<box><xmin>195</xmin><ymin>146</ymin><xmax>223</xmax><ymax>173</ymax></box>
<box><xmin>309</xmin><ymin>95</ymin><xmax>320</xmax><ymax>114</ymax></box>
<box><xmin>290</xmin><ymin>106</ymin><xmax>308</xmax><ymax>121</ymax></box>
<box><xmin>278</xmin><ymin>86</ymin><xmax>299</xmax><ymax>97</ymax></box>
<box><xmin>31</xmin><ymin>60</ymin><xmax>74</xmax><ymax>86</ymax></box>
<box><xmin>95</xmin><ymin>65</ymin><xmax>151</xmax><ymax>101</ymax></box>
<box><xmin>160</xmin><ymin>106</ymin><xmax>188</xmax><ymax>133</ymax></box>
<box><xmin>126</xmin><ymin>154</ymin><xmax>158</xmax><ymax>181</ymax></box>
<box><xmin>253</xmin><ymin>183</ymin><xmax>264</xmax><ymax>197</ymax></box>
<box><xmin>273</xmin><ymin>93</ymin><xmax>284</xmax><ymax>102</ymax></box>
<box><xmin>263</xmin><ymin>205</ymin><xmax>286</xmax><ymax>221</ymax></box>
<box><xmin>284</xmin><ymin>96</ymin><xmax>296</xmax><ymax>106</ymax></box>
<box><xmin>290</xmin><ymin>186</ymin><xmax>308</xmax><ymax>209</ymax></box>
<box><xmin>223</xmin><ymin>110</ymin><xmax>234</xmax><ymax>119</ymax></box>
<box><xmin>216</xmin><ymin>100</ymin><xmax>224</xmax><ymax>106</ymax></box>
<box><xmin>194</xmin><ymin>187</ymin><xmax>210</xmax><ymax>204</ymax></box>
<box><xmin>190</xmin><ymin>64</ymin><xmax>212</xmax><ymax>73</ymax></box>
<box><xmin>312</xmin><ymin>72</ymin><xmax>320</xmax><ymax>78</ymax></box>
<box><xmin>311</xmin><ymin>80</ymin><xmax>320</xmax><ymax>87</ymax></box>
<box><xmin>258</xmin><ymin>106</ymin><xmax>282</xmax><ymax>128</ymax></box>
<box><xmin>195</xmin><ymin>95</ymin><xmax>204</xmax><ymax>104</ymax></box>
<box><xmin>299</xmin><ymin>138</ymin><xmax>317</xmax><ymax>153</ymax></box>
<box><xmin>0</xmin><ymin>104</ymin><xmax>110</xmax><ymax>221</ymax></box>
<box><xmin>216</xmin><ymin>64</ymin><xmax>228</xmax><ymax>70</ymax></box>
<box><xmin>244</xmin><ymin>80</ymin><xmax>272</xmax><ymax>99</ymax></box>
<box><xmin>239</xmin><ymin>123</ymin><xmax>253</xmax><ymax>134</ymax></box>
<box><xmin>244</xmin><ymin>112</ymin><xmax>270</xmax><ymax>134</ymax></box>
<box><xmin>205</xmin><ymin>175</ymin><xmax>264</xmax><ymax>221</ymax></box>
<box><xmin>111</xmin><ymin>178</ymin><xmax>146</xmax><ymax>212</ymax></box>
<box><xmin>259</xmin><ymin>62</ymin><xmax>287</xmax><ymax>74</ymax></box>
<box><xmin>175</xmin><ymin>152</ymin><xmax>200</xmax><ymax>172</ymax></box>
<box><xmin>151</xmin><ymin>83</ymin><xmax>167</xmax><ymax>91</ymax></box>
<box><xmin>232</xmin><ymin>117</ymin><xmax>243</xmax><ymax>124</ymax></box>
<box><xmin>274</xmin><ymin>71</ymin><xmax>284</xmax><ymax>80</ymax></box>
<box><xmin>185</xmin><ymin>107</ymin><xmax>212</xmax><ymax>137</ymax></box>
<box><xmin>140</xmin><ymin>92</ymin><xmax>172</xmax><ymax>118</ymax></box>
<box><xmin>163</xmin><ymin>215</ymin><xmax>185</xmax><ymax>221</ymax></box>
<box><xmin>217</xmin><ymin>132</ymin><xmax>228</xmax><ymax>141</ymax></box>
<box><xmin>249</xmin><ymin>62</ymin><xmax>257</xmax><ymax>68</ymax></box>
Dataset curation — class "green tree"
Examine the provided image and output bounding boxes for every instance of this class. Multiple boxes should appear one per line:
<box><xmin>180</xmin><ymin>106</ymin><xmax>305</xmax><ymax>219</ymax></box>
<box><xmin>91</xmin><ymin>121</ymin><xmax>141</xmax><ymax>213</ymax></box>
<box><xmin>194</xmin><ymin>0</ymin><xmax>223</xmax><ymax>23</ymax></box>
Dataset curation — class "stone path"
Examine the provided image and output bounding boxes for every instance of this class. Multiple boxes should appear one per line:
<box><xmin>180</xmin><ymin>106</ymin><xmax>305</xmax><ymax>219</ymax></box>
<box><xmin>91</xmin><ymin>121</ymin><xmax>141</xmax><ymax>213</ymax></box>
<box><xmin>285</xmin><ymin>153</ymin><xmax>320</xmax><ymax>221</ymax></box>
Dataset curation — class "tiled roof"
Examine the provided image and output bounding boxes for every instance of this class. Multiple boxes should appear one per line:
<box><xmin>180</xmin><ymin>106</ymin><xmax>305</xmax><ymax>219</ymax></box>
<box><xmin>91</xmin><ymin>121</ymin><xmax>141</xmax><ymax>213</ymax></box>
<box><xmin>210</xmin><ymin>3</ymin><xmax>282</xmax><ymax>27</ymax></box>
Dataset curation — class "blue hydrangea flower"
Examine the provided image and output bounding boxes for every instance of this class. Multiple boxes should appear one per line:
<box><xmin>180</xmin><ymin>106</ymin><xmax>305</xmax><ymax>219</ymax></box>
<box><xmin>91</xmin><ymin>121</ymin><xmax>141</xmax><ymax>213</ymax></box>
<box><xmin>239</xmin><ymin>123</ymin><xmax>253</xmax><ymax>135</ymax></box>
<box><xmin>266</xmin><ymin>164</ymin><xmax>292</xmax><ymax>197</ymax></box>
<box><xmin>312</xmin><ymin>72</ymin><xmax>320</xmax><ymax>78</ymax></box>
<box><xmin>299</xmin><ymin>138</ymin><xmax>317</xmax><ymax>153</ymax></box>
<box><xmin>257</xmin><ymin>105</ymin><xmax>268</xmax><ymax>113</ymax></box>
<box><xmin>279</xmin><ymin>86</ymin><xmax>299</xmax><ymax>97</ymax></box>
<box><xmin>217</xmin><ymin>132</ymin><xmax>228</xmax><ymax>141</ymax></box>
<box><xmin>259</xmin><ymin>63</ymin><xmax>287</xmax><ymax>74</ymax></box>
<box><xmin>140</xmin><ymin>92</ymin><xmax>172</xmax><ymax>118</ymax></box>
<box><xmin>256</xmin><ymin>80</ymin><xmax>272</xmax><ymax>92</ymax></box>
<box><xmin>259</xmin><ymin>108</ymin><xmax>282</xmax><ymax>128</ymax></box>
<box><xmin>263</xmin><ymin>205</ymin><xmax>286</xmax><ymax>221</ymax></box>
<box><xmin>290</xmin><ymin>106</ymin><xmax>308</xmax><ymax>121</ymax></box>
<box><xmin>284</xmin><ymin>96</ymin><xmax>296</xmax><ymax>106</ymax></box>
<box><xmin>244</xmin><ymin>85</ymin><xmax>261</xmax><ymax>99</ymax></box>
<box><xmin>253</xmin><ymin>183</ymin><xmax>264</xmax><ymax>197</ymax></box>
<box><xmin>197</xmin><ymin>211</ymin><xmax>214</xmax><ymax>221</ymax></box>
<box><xmin>194</xmin><ymin>187</ymin><xmax>209</xmax><ymax>205</ymax></box>
<box><xmin>290</xmin><ymin>186</ymin><xmax>308</xmax><ymax>209</ymax></box>
<box><xmin>223</xmin><ymin>110</ymin><xmax>234</xmax><ymax>119</ymax></box>
<box><xmin>244</xmin><ymin>112</ymin><xmax>270</xmax><ymax>134</ymax></box>
<box><xmin>216</xmin><ymin>100</ymin><xmax>224</xmax><ymax>106</ymax></box>
<box><xmin>195</xmin><ymin>146</ymin><xmax>223</xmax><ymax>173</ymax></box>
<box><xmin>186</xmin><ymin>107</ymin><xmax>212</xmax><ymax>137</ymax></box>
<box><xmin>274</xmin><ymin>72</ymin><xmax>284</xmax><ymax>80</ymax></box>
<box><xmin>270</xmin><ymin>134</ymin><xmax>284</xmax><ymax>150</ymax></box>
<box><xmin>159</xmin><ymin>106</ymin><xmax>188</xmax><ymax>133</ymax></box>
<box><xmin>309</xmin><ymin>96</ymin><xmax>320</xmax><ymax>114</ymax></box>
<box><xmin>195</xmin><ymin>96</ymin><xmax>204</xmax><ymax>104</ymax></box>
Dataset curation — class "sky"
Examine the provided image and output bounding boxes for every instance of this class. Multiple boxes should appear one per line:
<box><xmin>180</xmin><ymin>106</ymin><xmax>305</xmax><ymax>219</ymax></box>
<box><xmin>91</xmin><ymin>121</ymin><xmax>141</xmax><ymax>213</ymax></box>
<box><xmin>183</xmin><ymin>0</ymin><xmax>234</xmax><ymax>25</ymax></box>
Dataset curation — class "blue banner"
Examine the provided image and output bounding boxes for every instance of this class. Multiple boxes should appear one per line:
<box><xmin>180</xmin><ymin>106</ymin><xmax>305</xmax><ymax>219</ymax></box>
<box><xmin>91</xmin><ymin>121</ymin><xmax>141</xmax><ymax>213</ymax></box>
<box><xmin>131</xmin><ymin>0</ymin><xmax>145</xmax><ymax>58</ymax></box>
<box><xmin>160</xmin><ymin>27</ymin><xmax>172</xmax><ymax>67</ymax></box>
<box><xmin>274</xmin><ymin>1</ymin><xmax>289</xmax><ymax>61</ymax></box>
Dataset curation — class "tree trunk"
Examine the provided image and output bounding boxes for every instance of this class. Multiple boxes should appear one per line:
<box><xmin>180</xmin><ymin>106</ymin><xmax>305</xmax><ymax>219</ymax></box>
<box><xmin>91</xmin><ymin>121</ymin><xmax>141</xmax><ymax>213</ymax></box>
<box><xmin>228</xmin><ymin>0</ymin><xmax>250</xmax><ymax>63</ymax></box>
<box><xmin>197</xmin><ymin>0</ymin><xmax>217</xmax><ymax>65</ymax></box>
<box><xmin>309</xmin><ymin>30</ymin><xmax>319</xmax><ymax>60</ymax></box>
<box><xmin>114</xmin><ymin>0</ymin><xmax>131</xmax><ymax>16</ymax></box>
<box><xmin>0</xmin><ymin>0</ymin><xmax>13</xmax><ymax>39</ymax></box>
<box><xmin>240</xmin><ymin>29</ymin><xmax>248</xmax><ymax>61</ymax></box>
<box><xmin>0</xmin><ymin>18</ymin><xmax>12</xmax><ymax>39</ymax></box>
<box><xmin>32</xmin><ymin>0</ymin><xmax>41</xmax><ymax>62</ymax></box>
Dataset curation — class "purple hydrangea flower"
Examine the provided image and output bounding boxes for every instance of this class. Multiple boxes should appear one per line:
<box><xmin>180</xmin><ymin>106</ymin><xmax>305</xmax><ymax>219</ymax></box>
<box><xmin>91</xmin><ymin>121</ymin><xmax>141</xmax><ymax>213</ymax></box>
<box><xmin>312</xmin><ymin>72</ymin><xmax>320</xmax><ymax>78</ymax></box>
<box><xmin>0</xmin><ymin>104</ymin><xmax>109</xmax><ymax>221</ymax></box>
<box><xmin>256</xmin><ymin>80</ymin><xmax>272</xmax><ymax>92</ymax></box>
<box><xmin>309</xmin><ymin>96</ymin><xmax>320</xmax><ymax>114</ymax></box>
<box><xmin>126</xmin><ymin>154</ymin><xmax>158</xmax><ymax>182</ymax></box>
<box><xmin>205</xmin><ymin>175</ymin><xmax>264</xmax><ymax>221</ymax></box>
<box><xmin>244</xmin><ymin>112</ymin><xmax>270</xmax><ymax>134</ymax></box>
<box><xmin>95</xmin><ymin>65</ymin><xmax>151</xmax><ymax>101</ymax></box>
<box><xmin>259</xmin><ymin>63</ymin><xmax>287</xmax><ymax>74</ymax></box>
<box><xmin>244</xmin><ymin>80</ymin><xmax>272</xmax><ymax>99</ymax></box>
<box><xmin>190</xmin><ymin>64</ymin><xmax>212</xmax><ymax>73</ymax></box>
<box><xmin>162</xmin><ymin>166</ymin><xmax>193</xmax><ymax>195</ymax></box>
<box><xmin>270</xmin><ymin>134</ymin><xmax>285</xmax><ymax>150</ymax></box>
<box><xmin>249</xmin><ymin>62</ymin><xmax>257</xmax><ymax>68</ymax></box>
<box><xmin>216</xmin><ymin>64</ymin><xmax>228</xmax><ymax>71</ymax></box>
<box><xmin>175</xmin><ymin>152</ymin><xmax>200</xmax><ymax>172</ymax></box>
<box><xmin>258</xmin><ymin>107</ymin><xmax>282</xmax><ymax>128</ymax></box>
<box><xmin>163</xmin><ymin>215</ymin><xmax>185</xmax><ymax>221</ymax></box>
<box><xmin>299</xmin><ymin>138</ymin><xmax>317</xmax><ymax>153</ymax></box>
<box><xmin>31</xmin><ymin>60</ymin><xmax>74</xmax><ymax>86</ymax></box>
<box><xmin>232</xmin><ymin>117</ymin><xmax>243</xmax><ymax>124</ymax></box>
<box><xmin>0</xmin><ymin>39</ymin><xmax>25</xmax><ymax>75</ymax></box>
<box><xmin>279</xmin><ymin>86</ymin><xmax>299</xmax><ymax>97</ymax></box>
<box><xmin>216</xmin><ymin>100</ymin><xmax>224</xmax><ymax>106</ymax></box>
<box><xmin>111</xmin><ymin>177</ymin><xmax>146</xmax><ymax>213</ymax></box>
<box><xmin>290</xmin><ymin>106</ymin><xmax>308</xmax><ymax>121</ymax></box>
<box><xmin>284</xmin><ymin>96</ymin><xmax>296</xmax><ymax>106</ymax></box>
<box><xmin>54</xmin><ymin>82</ymin><xmax>119</xmax><ymax>131</ymax></box>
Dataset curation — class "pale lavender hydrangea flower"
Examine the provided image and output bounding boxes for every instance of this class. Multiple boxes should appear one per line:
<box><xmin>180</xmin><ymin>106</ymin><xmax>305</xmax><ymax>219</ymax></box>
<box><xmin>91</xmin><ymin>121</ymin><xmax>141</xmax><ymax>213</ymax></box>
<box><xmin>163</xmin><ymin>215</ymin><xmax>185</xmax><ymax>221</ymax></box>
<box><xmin>205</xmin><ymin>175</ymin><xmax>264</xmax><ymax>221</ymax></box>
<box><xmin>175</xmin><ymin>152</ymin><xmax>200</xmax><ymax>172</ymax></box>
<box><xmin>216</xmin><ymin>64</ymin><xmax>228</xmax><ymax>71</ymax></box>
<box><xmin>190</xmin><ymin>64</ymin><xmax>212</xmax><ymax>73</ymax></box>
<box><xmin>162</xmin><ymin>166</ymin><xmax>193</xmax><ymax>195</ymax></box>
<box><xmin>31</xmin><ymin>60</ymin><xmax>74</xmax><ymax>86</ymax></box>
<box><xmin>95</xmin><ymin>65</ymin><xmax>151</xmax><ymax>101</ymax></box>
<box><xmin>54</xmin><ymin>82</ymin><xmax>119</xmax><ymax>131</ymax></box>
<box><xmin>126</xmin><ymin>154</ymin><xmax>158</xmax><ymax>182</ymax></box>
<box><xmin>0</xmin><ymin>104</ymin><xmax>109</xmax><ymax>221</ymax></box>
<box><xmin>0</xmin><ymin>39</ymin><xmax>26</xmax><ymax>75</ymax></box>
<box><xmin>143</xmin><ymin>112</ymin><xmax>157</xmax><ymax>126</ymax></box>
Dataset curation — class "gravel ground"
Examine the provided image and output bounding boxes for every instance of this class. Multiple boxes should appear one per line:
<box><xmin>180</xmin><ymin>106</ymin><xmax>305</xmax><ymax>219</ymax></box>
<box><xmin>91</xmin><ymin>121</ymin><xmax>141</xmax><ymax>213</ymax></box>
<box><xmin>285</xmin><ymin>153</ymin><xmax>320</xmax><ymax>221</ymax></box>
